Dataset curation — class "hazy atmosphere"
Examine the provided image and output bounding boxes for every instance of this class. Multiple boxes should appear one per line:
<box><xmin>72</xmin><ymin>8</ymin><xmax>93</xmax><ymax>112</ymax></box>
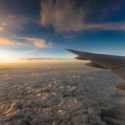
<box><xmin>1</xmin><ymin>0</ymin><xmax>125</xmax><ymax>62</ymax></box>
<box><xmin>1</xmin><ymin>0</ymin><xmax>125</xmax><ymax>125</ymax></box>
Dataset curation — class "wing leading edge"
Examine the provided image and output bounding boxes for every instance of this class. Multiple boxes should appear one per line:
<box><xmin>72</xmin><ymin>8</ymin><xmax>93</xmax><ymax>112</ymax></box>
<box><xmin>66</xmin><ymin>49</ymin><xmax>125</xmax><ymax>91</ymax></box>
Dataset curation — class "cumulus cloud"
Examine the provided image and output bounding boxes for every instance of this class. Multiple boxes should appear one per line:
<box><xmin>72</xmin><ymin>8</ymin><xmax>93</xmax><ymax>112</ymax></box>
<box><xmin>48</xmin><ymin>42</ymin><xmax>53</xmax><ymax>46</ymax></box>
<box><xmin>0</xmin><ymin>37</ymin><xmax>23</xmax><ymax>45</ymax></box>
<box><xmin>0</xmin><ymin>66</ymin><xmax>125</xmax><ymax>125</ymax></box>
<box><xmin>64</xmin><ymin>35</ymin><xmax>75</xmax><ymax>39</ymax></box>
<box><xmin>0</xmin><ymin>27</ymin><xmax>4</xmax><ymax>32</ymax></box>
<box><xmin>0</xmin><ymin>36</ymin><xmax>52</xmax><ymax>48</ymax></box>
<box><xmin>19</xmin><ymin>37</ymin><xmax>52</xmax><ymax>48</ymax></box>
<box><xmin>40</xmin><ymin>0</ymin><xmax>125</xmax><ymax>32</ymax></box>
<box><xmin>2</xmin><ymin>23</ymin><xmax>6</xmax><ymax>26</ymax></box>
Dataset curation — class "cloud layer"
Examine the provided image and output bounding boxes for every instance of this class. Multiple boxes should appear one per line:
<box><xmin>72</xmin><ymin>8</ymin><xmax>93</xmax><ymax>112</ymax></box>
<box><xmin>40</xmin><ymin>0</ymin><xmax>125</xmax><ymax>32</ymax></box>
<box><xmin>19</xmin><ymin>57</ymin><xmax>61</xmax><ymax>61</ymax></box>
<box><xmin>0</xmin><ymin>37</ymin><xmax>23</xmax><ymax>45</ymax></box>
<box><xmin>0</xmin><ymin>27</ymin><xmax>4</xmax><ymax>32</ymax></box>
<box><xmin>0</xmin><ymin>66</ymin><xmax>125</xmax><ymax>125</ymax></box>
<box><xmin>0</xmin><ymin>37</ymin><xmax>53</xmax><ymax>48</ymax></box>
<box><xmin>19</xmin><ymin>37</ymin><xmax>53</xmax><ymax>48</ymax></box>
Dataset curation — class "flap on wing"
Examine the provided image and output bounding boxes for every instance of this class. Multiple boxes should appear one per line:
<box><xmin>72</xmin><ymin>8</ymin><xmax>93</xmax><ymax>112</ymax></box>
<box><xmin>111</xmin><ymin>67</ymin><xmax>125</xmax><ymax>81</ymax></box>
<box><xmin>85</xmin><ymin>62</ymin><xmax>107</xmax><ymax>69</ymax></box>
<box><xmin>116</xmin><ymin>82</ymin><xmax>125</xmax><ymax>91</ymax></box>
<box><xmin>75</xmin><ymin>57</ymin><xmax>87</xmax><ymax>60</ymax></box>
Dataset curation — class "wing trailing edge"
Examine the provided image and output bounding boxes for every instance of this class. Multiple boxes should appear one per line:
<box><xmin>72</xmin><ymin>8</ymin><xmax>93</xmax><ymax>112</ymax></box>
<box><xmin>85</xmin><ymin>62</ymin><xmax>107</xmax><ymax>69</ymax></box>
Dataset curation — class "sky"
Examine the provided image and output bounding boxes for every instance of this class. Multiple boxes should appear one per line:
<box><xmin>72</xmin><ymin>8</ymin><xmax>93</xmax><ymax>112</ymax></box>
<box><xmin>1</xmin><ymin>0</ymin><xmax>125</xmax><ymax>63</ymax></box>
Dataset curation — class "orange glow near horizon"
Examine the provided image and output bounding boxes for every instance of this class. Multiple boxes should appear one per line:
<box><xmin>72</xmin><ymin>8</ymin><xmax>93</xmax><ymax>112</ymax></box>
<box><xmin>0</xmin><ymin>50</ymin><xmax>78</xmax><ymax>63</ymax></box>
<box><xmin>0</xmin><ymin>60</ymin><xmax>88</xmax><ymax>69</ymax></box>
<box><xmin>0</xmin><ymin>58</ymin><xmax>85</xmax><ymax>63</ymax></box>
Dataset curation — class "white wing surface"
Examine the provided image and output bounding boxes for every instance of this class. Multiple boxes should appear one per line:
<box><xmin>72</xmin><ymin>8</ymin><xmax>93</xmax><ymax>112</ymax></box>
<box><xmin>66</xmin><ymin>49</ymin><xmax>125</xmax><ymax>91</ymax></box>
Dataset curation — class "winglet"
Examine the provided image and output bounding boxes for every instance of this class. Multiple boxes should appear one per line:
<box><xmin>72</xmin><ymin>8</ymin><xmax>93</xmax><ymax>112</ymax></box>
<box><xmin>65</xmin><ymin>49</ymin><xmax>82</xmax><ymax>55</ymax></box>
<box><xmin>65</xmin><ymin>49</ymin><xmax>75</xmax><ymax>52</ymax></box>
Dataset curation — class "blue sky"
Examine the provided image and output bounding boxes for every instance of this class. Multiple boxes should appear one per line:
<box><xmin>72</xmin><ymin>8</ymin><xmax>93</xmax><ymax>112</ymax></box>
<box><xmin>0</xmin><ymin>0</ymin><xmax>125</xmax><ymax>62</ymax></box>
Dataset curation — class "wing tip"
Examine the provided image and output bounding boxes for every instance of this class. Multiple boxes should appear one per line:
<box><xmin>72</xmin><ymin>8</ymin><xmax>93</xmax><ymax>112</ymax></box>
<box><xmin>65</xmin><ymin>49</ymin><xmax>75</xmax><ymax>53</ymax></box>
<box><xmin>65</xmin><ymin>49</ymin><xmax>73</xmax><ymax>51</ymax></box>
<box><xmin>65</xmin><ymin>49</ymin><xmax>78</xmax><ymax>53</ymax></box>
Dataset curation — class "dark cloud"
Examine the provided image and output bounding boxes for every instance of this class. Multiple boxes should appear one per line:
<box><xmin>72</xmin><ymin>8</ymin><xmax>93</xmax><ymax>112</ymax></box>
<box><xmin>84</xmin><ymin>0</ymin><xmax>125</xmax><ymax>23</ymax></box>
<box><xmin>40</xmin><ymin>0</ymin><xmax>125</xmax><ymax>32</ymax></box>
<box><xmin>0</xmin><ymin>0</ymin><xmax>40</xmax><ymax>16</ymax></box>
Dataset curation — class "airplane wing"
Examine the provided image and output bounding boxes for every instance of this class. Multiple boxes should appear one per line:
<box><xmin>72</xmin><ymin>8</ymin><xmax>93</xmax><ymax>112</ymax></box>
<box><xmin>66</xmin><ymin>49</ymin><xmax>125</xmax><ymax>91</ymax></box>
